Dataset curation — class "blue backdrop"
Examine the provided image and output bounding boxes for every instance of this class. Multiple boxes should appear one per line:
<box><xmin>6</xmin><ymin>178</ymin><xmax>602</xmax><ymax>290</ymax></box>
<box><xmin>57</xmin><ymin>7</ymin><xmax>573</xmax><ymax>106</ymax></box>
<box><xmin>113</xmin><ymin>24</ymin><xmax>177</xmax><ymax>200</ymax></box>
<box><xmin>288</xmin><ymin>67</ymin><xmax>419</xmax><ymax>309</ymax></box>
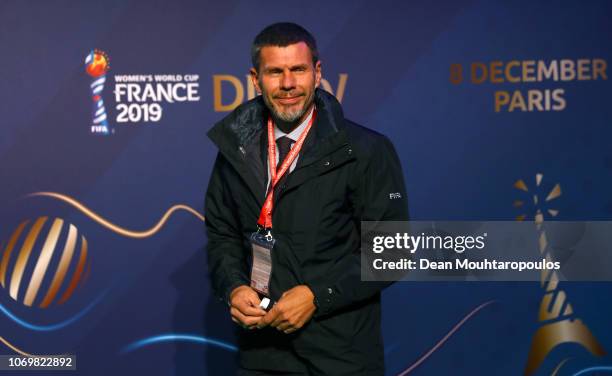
<box><xmin>0</xmin><ymin>1</ymin><xmax>611</xmax><ymax>375</ymax></box>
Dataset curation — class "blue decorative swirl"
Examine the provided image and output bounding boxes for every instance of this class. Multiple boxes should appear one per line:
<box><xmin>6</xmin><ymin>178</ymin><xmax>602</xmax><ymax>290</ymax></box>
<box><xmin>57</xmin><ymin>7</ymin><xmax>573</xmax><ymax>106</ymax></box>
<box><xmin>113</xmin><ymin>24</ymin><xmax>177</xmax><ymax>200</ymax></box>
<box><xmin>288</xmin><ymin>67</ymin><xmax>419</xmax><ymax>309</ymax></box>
<box><xmin>122</xmin><ymin>333</ymin><xmax>238</xmax><ymax>353</ymax></box>
<box><xmin>0</xmin><ymin>289</ymin><xmax>108</xmax><ymax>331</ymax></box>
<box><xmin>397</xmin><ymin>300</ymin><xmax>495</xmax><ymax>376</ymax></box>
<box><xmin>572</xmin><ymin>366</ymin><xmax>612</xmax><ymax>376</ymax></box>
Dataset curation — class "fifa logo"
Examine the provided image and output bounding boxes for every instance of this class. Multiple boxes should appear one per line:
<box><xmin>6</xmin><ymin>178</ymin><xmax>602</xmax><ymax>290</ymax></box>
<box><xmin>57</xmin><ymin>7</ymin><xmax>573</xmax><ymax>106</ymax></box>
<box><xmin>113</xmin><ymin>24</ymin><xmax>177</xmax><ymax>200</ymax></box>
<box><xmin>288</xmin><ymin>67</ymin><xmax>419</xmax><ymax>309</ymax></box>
<box><xmin>85</xmin><ymin>49</ymin><xmax>111</xmax><ymax>135</ymax></box>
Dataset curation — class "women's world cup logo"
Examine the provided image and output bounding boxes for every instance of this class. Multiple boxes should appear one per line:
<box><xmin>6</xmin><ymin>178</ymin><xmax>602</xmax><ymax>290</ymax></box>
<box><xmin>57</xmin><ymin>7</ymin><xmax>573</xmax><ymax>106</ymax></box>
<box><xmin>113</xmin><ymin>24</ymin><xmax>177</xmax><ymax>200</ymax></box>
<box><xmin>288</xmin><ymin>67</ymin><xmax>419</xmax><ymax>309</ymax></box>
<box><xmin>85</xmin><ymin>49</ymin><xmax>111</xmax><ymax>135</ymax></box>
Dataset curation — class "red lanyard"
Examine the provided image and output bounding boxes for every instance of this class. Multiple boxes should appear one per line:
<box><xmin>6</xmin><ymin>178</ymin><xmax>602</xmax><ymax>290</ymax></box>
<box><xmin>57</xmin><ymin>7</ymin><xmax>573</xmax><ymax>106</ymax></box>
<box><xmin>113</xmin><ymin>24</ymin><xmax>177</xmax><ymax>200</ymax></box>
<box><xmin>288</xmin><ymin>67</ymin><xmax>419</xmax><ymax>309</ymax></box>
<box><xmin>256</xmin><ymin>108</ymin><xmax>316</xmax><ymax>229</ymax></box>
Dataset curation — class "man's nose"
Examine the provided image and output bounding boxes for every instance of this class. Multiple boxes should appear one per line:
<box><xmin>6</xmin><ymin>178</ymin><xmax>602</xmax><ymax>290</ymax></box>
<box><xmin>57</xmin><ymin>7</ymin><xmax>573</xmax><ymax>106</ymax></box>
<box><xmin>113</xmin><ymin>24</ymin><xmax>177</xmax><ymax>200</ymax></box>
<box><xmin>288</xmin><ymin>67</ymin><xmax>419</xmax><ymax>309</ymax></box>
<box><xmin>280</xmin><ymin>70</ymin><xmax>296</xmax><ymax>90</ymax></box>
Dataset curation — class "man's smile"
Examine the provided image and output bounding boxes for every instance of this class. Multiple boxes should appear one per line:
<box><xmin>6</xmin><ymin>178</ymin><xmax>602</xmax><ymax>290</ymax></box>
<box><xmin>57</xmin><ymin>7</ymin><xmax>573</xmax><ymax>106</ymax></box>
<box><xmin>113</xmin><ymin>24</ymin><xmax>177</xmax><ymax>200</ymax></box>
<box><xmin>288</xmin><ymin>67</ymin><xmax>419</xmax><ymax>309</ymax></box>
<box><xmin>275</xmin><ymin>95</ymin><xmax>303</xmax><ymax>105</ymax></box>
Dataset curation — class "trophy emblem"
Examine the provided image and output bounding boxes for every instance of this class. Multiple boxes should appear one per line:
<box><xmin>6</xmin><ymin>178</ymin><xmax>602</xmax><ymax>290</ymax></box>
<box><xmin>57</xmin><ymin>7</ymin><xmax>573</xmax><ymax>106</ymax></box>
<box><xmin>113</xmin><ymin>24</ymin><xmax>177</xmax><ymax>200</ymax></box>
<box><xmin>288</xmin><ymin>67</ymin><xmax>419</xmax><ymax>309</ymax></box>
<box><xmin>85</xmin><ymin>49</ymin><xmax>111</xmax><ymax>134</ymax></box>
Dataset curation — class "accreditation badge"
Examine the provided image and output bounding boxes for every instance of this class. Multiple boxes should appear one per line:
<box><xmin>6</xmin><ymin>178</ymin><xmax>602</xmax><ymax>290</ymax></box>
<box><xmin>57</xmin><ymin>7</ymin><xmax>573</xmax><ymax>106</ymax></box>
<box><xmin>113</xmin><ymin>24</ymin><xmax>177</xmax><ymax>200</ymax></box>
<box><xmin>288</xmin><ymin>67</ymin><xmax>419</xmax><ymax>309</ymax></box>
<box><xmin>250</xmin><ymin>230</ymin><xmax>275</xmax><ymax>296</ymax></box>
<box><xmin>249</xmin><ymin>110</ymin><xmax>315</xmax><ymax>300</ymax></box>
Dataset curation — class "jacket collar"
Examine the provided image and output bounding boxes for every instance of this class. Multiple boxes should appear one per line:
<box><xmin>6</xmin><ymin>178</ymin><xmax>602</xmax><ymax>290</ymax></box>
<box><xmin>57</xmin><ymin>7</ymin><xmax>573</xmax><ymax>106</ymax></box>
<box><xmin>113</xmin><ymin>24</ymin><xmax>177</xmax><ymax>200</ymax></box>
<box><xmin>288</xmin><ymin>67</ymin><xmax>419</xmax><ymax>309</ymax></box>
<box><xmin>208</xmin><ymin>88</ymin><xmax>345</xmax><ymax>154</ymax></box>
<box><xmin>207</xmin><ymin>89</ymin><xmax>350</xmax><ymax>206</ymax></box>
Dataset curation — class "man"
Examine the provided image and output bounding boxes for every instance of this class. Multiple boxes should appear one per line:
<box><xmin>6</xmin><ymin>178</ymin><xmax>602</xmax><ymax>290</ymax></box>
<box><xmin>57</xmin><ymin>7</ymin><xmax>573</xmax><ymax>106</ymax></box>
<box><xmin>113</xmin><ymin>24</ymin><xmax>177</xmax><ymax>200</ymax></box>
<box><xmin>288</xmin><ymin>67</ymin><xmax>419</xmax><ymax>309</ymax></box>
<box><xmin>205</xmin><ymin>22</ymin><xmax>409</xmax><ymax>375</ymax></box>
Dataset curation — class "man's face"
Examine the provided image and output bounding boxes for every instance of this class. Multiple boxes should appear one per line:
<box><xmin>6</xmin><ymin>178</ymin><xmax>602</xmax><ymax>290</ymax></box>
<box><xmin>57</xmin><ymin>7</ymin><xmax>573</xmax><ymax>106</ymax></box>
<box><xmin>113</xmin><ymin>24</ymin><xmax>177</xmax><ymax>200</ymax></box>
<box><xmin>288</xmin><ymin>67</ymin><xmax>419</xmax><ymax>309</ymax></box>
<box><xmin>251</xmin><ymin>42</ymin><xmax>321</xmax><ymax>124</ymax></box>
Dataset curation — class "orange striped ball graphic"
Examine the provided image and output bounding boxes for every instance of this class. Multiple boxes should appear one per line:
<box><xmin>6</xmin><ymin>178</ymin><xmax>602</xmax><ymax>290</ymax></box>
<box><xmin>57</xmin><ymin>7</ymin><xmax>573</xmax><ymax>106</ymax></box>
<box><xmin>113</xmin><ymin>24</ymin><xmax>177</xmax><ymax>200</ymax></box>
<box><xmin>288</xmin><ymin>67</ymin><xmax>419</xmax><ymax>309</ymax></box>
<box><xmin>0</xmin><ymin>217</ymin><xmax>89</xmax><ymax>307</ymax></box>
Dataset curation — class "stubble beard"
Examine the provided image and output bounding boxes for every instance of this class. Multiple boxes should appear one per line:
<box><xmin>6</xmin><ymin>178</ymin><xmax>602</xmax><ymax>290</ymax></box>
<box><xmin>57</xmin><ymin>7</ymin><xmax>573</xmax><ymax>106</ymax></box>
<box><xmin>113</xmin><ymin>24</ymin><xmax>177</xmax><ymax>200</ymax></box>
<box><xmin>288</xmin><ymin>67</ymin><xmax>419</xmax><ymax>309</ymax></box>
<box><xmin>262</xmin><ymin>86</ymin><xmax>315</xmax><ymax>126</ymax></box>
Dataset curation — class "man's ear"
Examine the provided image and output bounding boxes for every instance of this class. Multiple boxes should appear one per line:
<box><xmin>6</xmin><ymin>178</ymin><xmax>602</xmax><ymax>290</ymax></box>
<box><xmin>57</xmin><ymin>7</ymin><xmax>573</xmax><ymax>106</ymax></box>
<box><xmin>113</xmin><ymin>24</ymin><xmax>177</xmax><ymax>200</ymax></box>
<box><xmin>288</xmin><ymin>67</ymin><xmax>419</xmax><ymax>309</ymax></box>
<box><xmin>250</xmin><ymin>67</ymin><xmax>262</xmax><ymax>94</ymax></box>
<box><xmin>314</xmin><ymin>60</ymin><xmax>322</xmax><ymax>88</ymax></box>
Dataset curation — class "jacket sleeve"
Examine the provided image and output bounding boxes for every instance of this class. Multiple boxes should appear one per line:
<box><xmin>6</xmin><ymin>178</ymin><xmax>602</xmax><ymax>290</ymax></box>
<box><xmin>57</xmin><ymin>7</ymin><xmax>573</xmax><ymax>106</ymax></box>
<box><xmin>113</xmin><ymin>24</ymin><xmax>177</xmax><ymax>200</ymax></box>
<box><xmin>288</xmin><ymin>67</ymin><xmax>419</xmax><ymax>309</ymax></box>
<box><xmin>307</xmin><ymin>135</ymin><xmax>409</xmax><ymax>317</ymax></box>
<box><xmin>205</xmin><ymin>153</ymin><xmax>250</xmax><ymax>305</ymax></box>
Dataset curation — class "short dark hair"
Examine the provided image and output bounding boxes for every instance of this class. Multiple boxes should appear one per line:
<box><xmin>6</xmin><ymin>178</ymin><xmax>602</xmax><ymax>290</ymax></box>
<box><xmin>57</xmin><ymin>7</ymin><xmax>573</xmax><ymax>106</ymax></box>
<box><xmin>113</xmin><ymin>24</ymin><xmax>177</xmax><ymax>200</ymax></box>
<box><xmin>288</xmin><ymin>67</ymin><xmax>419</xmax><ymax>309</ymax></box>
<box><xmin>251</xmin><ymin>22</ymin><xmax>319</xmax><ymax>71</ymax></box>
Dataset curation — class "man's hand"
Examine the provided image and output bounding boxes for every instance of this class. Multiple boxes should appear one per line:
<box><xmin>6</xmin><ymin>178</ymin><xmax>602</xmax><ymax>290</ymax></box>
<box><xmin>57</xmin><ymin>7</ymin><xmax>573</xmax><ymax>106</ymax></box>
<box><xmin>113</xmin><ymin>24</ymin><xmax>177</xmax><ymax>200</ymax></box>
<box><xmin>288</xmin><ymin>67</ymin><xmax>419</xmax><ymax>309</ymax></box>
<box><xmin>258</xmin><ymin>285</ymin><xmax>316</xmax><ymax>334</ymax></box>
<box><xmin>229</xmin><ymin>285</ymin><xmax>266</xmax><ymax>329</ymax></box>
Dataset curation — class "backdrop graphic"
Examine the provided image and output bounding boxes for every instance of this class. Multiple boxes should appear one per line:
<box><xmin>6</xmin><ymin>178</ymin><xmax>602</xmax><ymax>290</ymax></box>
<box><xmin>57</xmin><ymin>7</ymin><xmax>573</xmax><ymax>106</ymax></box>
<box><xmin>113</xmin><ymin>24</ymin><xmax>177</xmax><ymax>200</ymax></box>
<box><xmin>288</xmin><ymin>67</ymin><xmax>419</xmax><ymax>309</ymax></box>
<box><xmin>0</xmin><ymin>1</ymin><xmax>611</xmax><ymax>375</ymax></box>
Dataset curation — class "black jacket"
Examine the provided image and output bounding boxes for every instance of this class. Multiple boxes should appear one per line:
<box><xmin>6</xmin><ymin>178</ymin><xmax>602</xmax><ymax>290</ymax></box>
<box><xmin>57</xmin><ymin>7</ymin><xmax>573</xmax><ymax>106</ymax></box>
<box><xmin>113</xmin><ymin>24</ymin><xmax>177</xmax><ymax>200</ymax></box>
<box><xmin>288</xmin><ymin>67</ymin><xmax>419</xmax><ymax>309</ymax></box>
<box><xmin>205</xmin><ymin>89</ymin><xmax>409</xmax><ymax>374</ymax></box>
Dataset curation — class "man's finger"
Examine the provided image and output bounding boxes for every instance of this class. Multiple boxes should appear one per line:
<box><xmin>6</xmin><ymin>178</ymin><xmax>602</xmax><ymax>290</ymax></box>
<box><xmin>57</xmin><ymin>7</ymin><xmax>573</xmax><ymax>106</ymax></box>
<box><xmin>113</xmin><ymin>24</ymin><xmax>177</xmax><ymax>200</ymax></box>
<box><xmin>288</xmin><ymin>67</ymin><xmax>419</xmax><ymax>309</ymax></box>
<box><xmin>245</xmin><ymin>293</ymin><xmax>263</xmax><ymax>307</ymax></box>
<box><xmin>231</xmin><ymin>307</ymin><xmax>249</xmax><ymax>324</ymax></box>
<box><xmin>257</xmin><ymin>307</ymin><xmax>280</xmax><ymax>328</ymax></box>
<box><xmin>276</xmin><ymin>321</ymin><xmax>292</xmax><ymax>331</ymax></box>
<box><xmin>231</xmin><ymin>307</ymin><xmax>262</xmax><ymax>327</ymax></box>
<box><xmin>241</xmin><ymin>303</ymin><xmax>267</xmax><ymax>316</ymax></box>
<box><xmin>269</xmin><ymin>310</ymin><xmax>286</xmax><ymax>328</ymax></box>
<box><xmin>239</xmin><ymin>316</ymin><xmax>262</xmax><ymax>327</ymax></box>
